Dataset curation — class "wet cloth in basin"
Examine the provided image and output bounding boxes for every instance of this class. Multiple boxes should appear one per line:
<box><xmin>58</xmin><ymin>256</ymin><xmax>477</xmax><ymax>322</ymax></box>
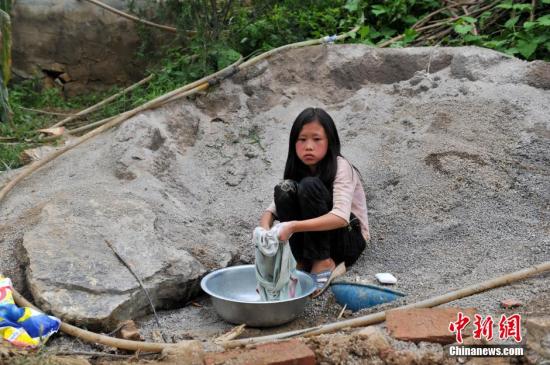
<box><xmin>253</xmin><ymin>223</ymin><xmax>301</xmax><ymax>301</ymax></box>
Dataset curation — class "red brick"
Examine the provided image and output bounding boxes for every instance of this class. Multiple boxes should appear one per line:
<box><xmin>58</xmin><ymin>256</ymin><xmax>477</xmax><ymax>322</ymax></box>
<box><xmin>386</xmin><ymin>307</ymin><xmax>477</xmax><ymax>344</ymax></box>
<box><xmin>204</xmin><ymin>339</ymin><xmax>316</xmax><ymax>365</ymax></box>
<box><xmin>500</xmin><ymin>299</ymin><xmax>522</xmax><ymax>309</ymax></box>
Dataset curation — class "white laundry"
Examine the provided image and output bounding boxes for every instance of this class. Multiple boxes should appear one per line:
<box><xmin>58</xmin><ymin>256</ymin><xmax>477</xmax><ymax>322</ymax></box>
<box><xmin>253</xmin><ymin>223</ymin><xmax>301</xmax><ymax>301</ymax></box>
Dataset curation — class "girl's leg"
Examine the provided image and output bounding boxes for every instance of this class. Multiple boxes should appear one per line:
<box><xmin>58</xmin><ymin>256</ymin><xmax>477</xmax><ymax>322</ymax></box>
<box><xmin>296</xmin><ymin>177</ymin><xmax>333</xmax><ymax>267</ymax></box>
<box><xmin>330</xmin><ymin>214</ymin><xmax>367</xmax><ymax>267</ymax></box>
<box><xmin>297</xmin><ymin>177</ymin><xmax>366</xmax><ymax>269</ymax></box>
<box><xmin>273</xmin><ymin>180</ymin><xmax>306</xmax><ymax>265</ymax></box>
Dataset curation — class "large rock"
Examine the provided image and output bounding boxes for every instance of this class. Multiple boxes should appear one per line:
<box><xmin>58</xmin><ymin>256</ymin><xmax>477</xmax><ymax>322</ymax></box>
<box><xmin>1</xmin><ymin>45</ymin><xmax>549</xmax><ymax>330</ymax></box>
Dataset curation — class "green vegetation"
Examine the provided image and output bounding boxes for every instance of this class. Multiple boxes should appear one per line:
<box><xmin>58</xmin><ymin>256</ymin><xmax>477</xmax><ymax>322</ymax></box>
<box><xmin>1</xmin><ymin>0</ymin><xmax>549</xmax><ymax>170</ymax></box>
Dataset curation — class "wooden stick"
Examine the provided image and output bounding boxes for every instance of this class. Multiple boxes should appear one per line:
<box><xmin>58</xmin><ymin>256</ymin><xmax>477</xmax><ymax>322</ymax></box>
<box><xmin>104</xmin><ymin>239</ymin><xmax>166</xmax><ymax>342</ymax></box>
<box><xmin>51</xmin><ymin>75</ymin><xmax>153</xmax><ymax>128</ymax></box>
<box><xmin>412</xmin><ymin>1</ymin><xmax>478</xmax><ymax>29</ymax></box>
<box><xmin>81</xmin><ymin>0</ymin><xmax>178</xmax><ymax>33</ymax></box>
<box><xmin>225</xmin><ymin>261</ymin><xmax>550</xmax><ymax>348</ymax></box>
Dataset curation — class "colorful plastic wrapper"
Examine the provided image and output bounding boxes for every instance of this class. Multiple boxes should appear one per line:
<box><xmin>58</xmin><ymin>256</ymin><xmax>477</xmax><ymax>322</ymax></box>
<box><xmin>0</xmin><ymin>276</ymin><xmax>61</xmax><ymax>348</ymax></box>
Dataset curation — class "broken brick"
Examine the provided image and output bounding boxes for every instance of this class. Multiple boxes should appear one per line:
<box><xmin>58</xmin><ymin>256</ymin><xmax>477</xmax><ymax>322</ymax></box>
<box><xmin>203</xmin><ymin>339</ymin><xmax>316</xmax><ymax>365</ymax></box>
<box><xmin>500</xmin><ymin>299</ymin><xmax>522</xmax><ymax>309</ymax></box>
<box><xmin>386</xmin><ymin>307</ymin><xmax>477</xmax><ymax>344</ymax></box>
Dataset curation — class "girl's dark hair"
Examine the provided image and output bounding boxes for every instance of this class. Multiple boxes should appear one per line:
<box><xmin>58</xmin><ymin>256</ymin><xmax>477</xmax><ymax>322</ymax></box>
<box><xmin>283</xmin><ymin>107</ymin><xmax>341</xmax><ymax>188</ymax></box>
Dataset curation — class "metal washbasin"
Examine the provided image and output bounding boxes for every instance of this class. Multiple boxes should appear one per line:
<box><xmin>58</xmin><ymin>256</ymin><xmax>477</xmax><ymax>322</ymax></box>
<box><xmin>200</xmin><ymin>265</ymin><xmax>316</xmax><ymax>327</ymax></box>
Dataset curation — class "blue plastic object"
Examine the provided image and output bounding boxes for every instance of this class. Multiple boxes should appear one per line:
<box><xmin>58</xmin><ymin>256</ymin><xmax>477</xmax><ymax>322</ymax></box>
<box><xmin>331</xmin><ymin>282</ymin><xmax>405</xmax><ymax>312</ymax></box>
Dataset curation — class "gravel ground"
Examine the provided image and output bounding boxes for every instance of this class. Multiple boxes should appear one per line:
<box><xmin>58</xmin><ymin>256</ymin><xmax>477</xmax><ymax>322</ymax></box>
<box><xmin>1</xmin><ymin>45</ymin><xmax>549</xmax><ymax>358</ymax></box>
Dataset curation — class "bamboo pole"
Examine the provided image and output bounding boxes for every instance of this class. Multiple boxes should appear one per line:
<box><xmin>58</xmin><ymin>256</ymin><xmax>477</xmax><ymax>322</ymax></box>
<box><xmin>224</xmin><ymin>261</ymin><xmax>550</xmax><ymax>348</ymax></box>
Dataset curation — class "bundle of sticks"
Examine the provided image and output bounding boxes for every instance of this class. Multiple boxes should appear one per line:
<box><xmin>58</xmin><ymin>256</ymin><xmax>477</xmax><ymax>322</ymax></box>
<box><xmin>379</xmin><ymin>0</ymin><xmax>536</xmax><ymax>48</ymax></box>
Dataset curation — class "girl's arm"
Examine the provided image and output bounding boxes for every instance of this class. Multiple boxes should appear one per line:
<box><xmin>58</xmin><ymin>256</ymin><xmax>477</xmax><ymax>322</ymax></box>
<box><xmin>278</xmin><ymin>213</ymin><xmax>347</xmax><ymax>241</ymax></box>
<box><xmin>259</xmin><ymin>211</ymin><xmax>275</xmax><ymax>230</ymax></box>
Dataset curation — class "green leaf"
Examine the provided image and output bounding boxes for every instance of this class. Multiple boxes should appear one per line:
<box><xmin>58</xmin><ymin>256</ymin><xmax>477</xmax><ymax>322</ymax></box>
<box><xmin>543</xmin><ymin>0</ymin><xmax>550</xmax><ymax>3</ymax></box>
<box><xmin>464</xmin><ymin>34</ymin><xmax>482</xmax><ymax>43</ymax></box>
<box><xmin>512</xmin><ymin>3</ymin><xmax>532</xmax><ymax>12</ymax></box>
<box><xmin>372</xmin><ymin>5</ymin><xmax>387</xmax><ymax>16</ymax></box>
<box><xmin>369</xmin><ymin>28</ymin><xmax>381</xmax><ymax>39</ymax></box>
<box><xmin>359</xmin><ymin>25</ymin><xmax>370</xmax><ymax>39</ymax></box>
<box><xmin>504</xmin><ymin>16</ymin><xmax>519</xmax><ymax>29</ymax></box>
<box><xmin>403</xmin><ymin>15</ymin><xmax>417</xmax><ymax>24</ymax></box>
<box><xmin>454</xmin><ymin>23</ymin><xmax>473</xmax><ymax>34</ymax></box>
<box><xmin>403</xmin><ymin>28</ymin><xmax>417</xmax><ymax>43</ymax></box>
<box><xmin>523</xmin><ymin>21</ymin><xmax>537</xmax><ymax>29</ymax></box>
<box><xmin>461</xmin><ymin>16</ymin><xmax>477</xmax><ymax>24</ymax></box>
<box><xmin>516</xmin><ymin>39</ymin><xmax>538</xmax><ymax>58</ymax></box>
<box><xmin>504</xmin><ymin>47</ymin><xmax>519</xmax><ymax>55</ymax></box>
<box><xmin>344</xmin><ymin>0</ymin><xmax>360</xmax><ymax>12</ymax></box>
<box><xmin>538</xmin><ymin>15</ymin><xmax>550</xmax><ymax>26</ymax></box>
<box><xmin>380</xmin><ymin>27</ymin><xmax>397</xmax><ymax>37</ymax></box>
<box><xmin>361</xmin><ymin>38</ymin><xmax>375</xmax><ymax>46</ymax></box>
<box><xmin>496</xmin><ymin>0</ymin><xmax>513</xmax><ymax>10</ymax></box>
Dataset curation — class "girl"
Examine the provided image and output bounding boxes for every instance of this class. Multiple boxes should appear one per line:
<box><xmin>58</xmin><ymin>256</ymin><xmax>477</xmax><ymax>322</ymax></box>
<box><xmin>259</xmin><ymin>107</ymin><xmax>370</xmax><ymax>296</ymax></box>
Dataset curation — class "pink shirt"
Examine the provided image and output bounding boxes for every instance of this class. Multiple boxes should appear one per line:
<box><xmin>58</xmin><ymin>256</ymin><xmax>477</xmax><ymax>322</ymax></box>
<box><xmin>266</xmin><ymin>156</ymin><xmax>370</xmax><ymax>240</ymax></box>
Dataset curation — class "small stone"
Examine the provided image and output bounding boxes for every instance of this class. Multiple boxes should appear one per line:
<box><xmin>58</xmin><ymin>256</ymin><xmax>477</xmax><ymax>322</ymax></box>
<box><xmin>46</xmin><ymin>62</ymin><xmax>66</xmax><ymax>73</ymax></box>
<box><xmin>500</xmin><ymin>299</ymin><xmax>522</xmax><ymax>309</ymax></box>
<box><xmin>116</xmin><ymin>320</ymin><xmax>143</xmax><ymax>341</ymax></box>
<box><xmin>59</xmin><ymin>73</ymin><xmax>72</xmax><ymax>83</ymax></box>
<box><xmin>161</xmin><ymin>341</ymin><xmax>204</xmax><ymax>365</ymax></box>
<box><xmin>355</xmin><ymin>326</ymin><xmax>391</xmax><ymax>352</ymax></box>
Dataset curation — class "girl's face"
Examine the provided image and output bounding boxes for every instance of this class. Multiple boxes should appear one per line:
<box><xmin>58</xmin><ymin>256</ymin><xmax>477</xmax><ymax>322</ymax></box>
<box><xmin>295</xmin><ymin>121</ymin><xmax>328</xmax><ymax>172</ymax></box>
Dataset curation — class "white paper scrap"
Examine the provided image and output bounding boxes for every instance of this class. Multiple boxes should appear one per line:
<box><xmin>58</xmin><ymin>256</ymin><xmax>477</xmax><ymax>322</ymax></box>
<box><xmin>375</xmin><ymin>273</ymin><xmax>397</xmax><ymax>284</ymax></box>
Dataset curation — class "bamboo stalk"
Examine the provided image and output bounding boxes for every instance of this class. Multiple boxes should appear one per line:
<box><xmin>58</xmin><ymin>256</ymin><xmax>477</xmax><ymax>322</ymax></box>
<box><xmin>224</xmin><ymin>261</ymin><xmax>550</xmax><ymax>348</ymax></box>
<box><xmin>51</xmin><ymin>75</ymin><xmax>153</xmax><ymax>128</ymax></box>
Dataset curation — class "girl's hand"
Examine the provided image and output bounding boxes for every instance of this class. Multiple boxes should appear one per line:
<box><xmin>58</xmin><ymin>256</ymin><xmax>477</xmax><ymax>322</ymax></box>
<box><xmin>277</xmin><ymin>221</ymin><xmax>296</xmax><ymax>241</ymax></box>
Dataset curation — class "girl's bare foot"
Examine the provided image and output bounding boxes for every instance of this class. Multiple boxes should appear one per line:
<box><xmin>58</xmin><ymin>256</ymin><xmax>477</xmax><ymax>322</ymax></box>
<box><xmin>311</xmin><ymin>258</ymin><xmax>336</xmax><ymax>275</ymax></box>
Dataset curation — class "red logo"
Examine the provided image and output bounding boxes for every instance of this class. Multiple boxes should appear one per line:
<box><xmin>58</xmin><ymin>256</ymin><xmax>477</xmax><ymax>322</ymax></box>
<box><xmin>473</xmin><ymin>314</ymin><xmax>494</xmax><ymax>341</ymax></box>
<box><xmin>498</xmin><ymin>314</ymin><xmax>522</xmax><ymax>342</ymax></box>
<box><xmin>449</xmin><ymin>312</ymin><xmax>522</xmax><ymax>343</ymax></box>
<box><xmin>449</xmin><ymin>312</ymin><xmax>471</xmax><ymax>344</ymax></box>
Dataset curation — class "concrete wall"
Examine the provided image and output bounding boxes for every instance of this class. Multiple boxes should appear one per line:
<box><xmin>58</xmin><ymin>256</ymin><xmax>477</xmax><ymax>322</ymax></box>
<box><xmin>11</xmin><ymin>0</ymin><xmax>150</xmax><ymax>96</ymax></box>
